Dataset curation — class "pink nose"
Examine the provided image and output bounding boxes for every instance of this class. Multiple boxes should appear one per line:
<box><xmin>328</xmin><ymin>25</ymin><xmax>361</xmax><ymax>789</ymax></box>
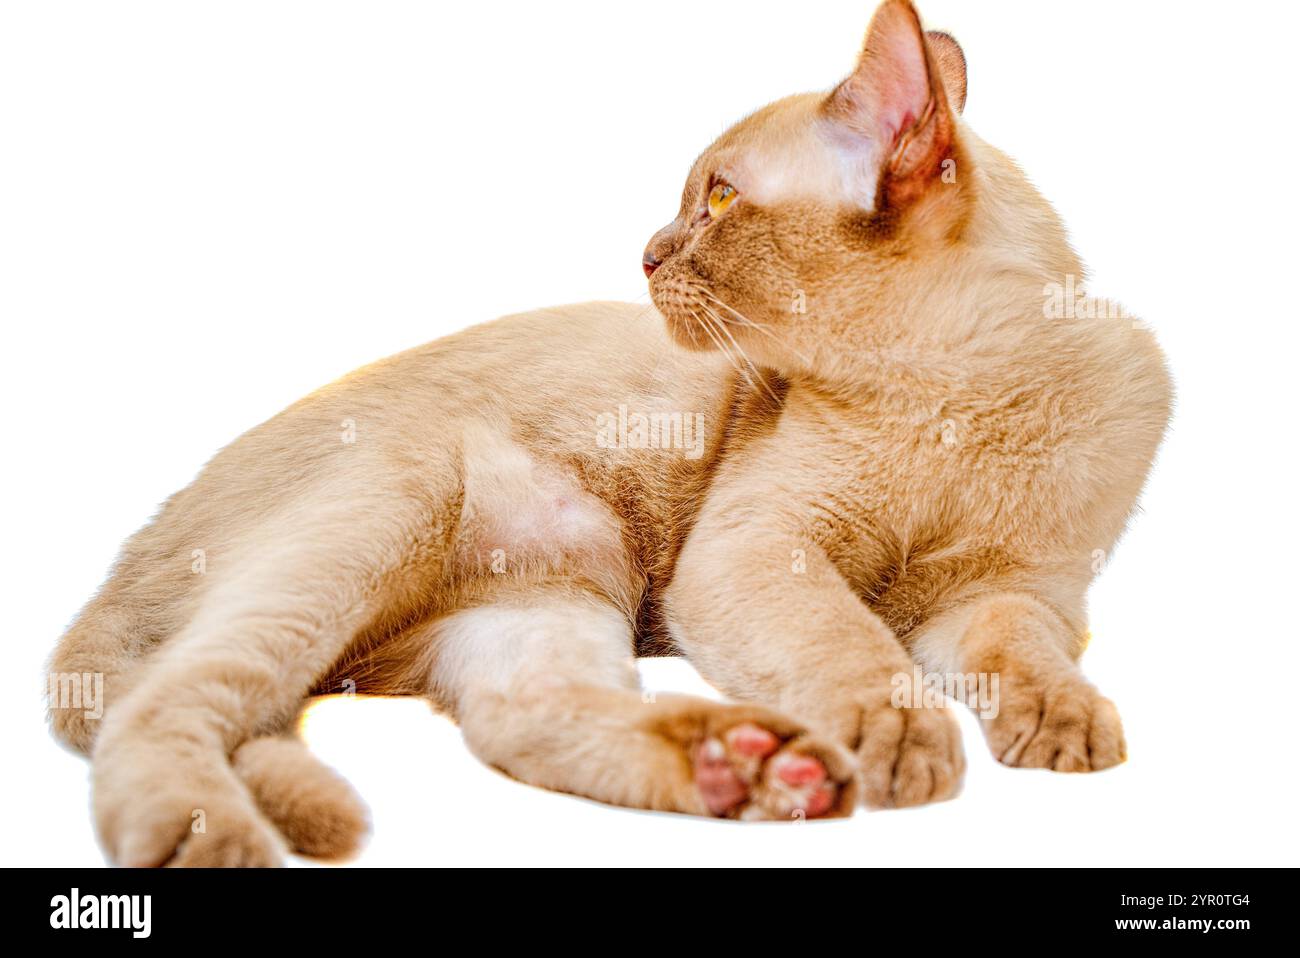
<box><xmin>642</xmin><ymin>251</ymin><xmax>661</xmax><ymax>278</ymax></box>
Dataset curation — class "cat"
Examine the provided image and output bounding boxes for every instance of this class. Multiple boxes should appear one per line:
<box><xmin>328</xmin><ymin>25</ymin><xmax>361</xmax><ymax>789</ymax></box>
<box><xmin>49</xmin><ymin>0</ymin><xmax>1170</xmax><ymax>865</ymax></box>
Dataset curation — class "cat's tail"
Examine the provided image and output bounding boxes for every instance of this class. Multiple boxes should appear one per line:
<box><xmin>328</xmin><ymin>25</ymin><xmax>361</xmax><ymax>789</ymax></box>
<box><xmin>233</xmin><ymin>734</ymin><xmax>371</xmax><ymax>860</ymax></box>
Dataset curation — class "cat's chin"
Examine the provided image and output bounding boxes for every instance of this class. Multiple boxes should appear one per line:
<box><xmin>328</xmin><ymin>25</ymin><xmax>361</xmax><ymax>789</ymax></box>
<box><xmin>661</xmin><ymin>312</ymin><xmax>719</xmax><ymax>353</ymax></box>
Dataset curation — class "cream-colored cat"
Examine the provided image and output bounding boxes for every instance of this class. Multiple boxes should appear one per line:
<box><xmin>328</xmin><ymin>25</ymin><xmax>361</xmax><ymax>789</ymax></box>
<box><xmin>49</xmin><ymin>0</ymin><xmax>1169</xmax><ymax>865</ymax></box>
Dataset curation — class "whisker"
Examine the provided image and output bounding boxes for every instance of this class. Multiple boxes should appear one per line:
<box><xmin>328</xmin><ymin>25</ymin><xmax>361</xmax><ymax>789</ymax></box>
<box><xmin>697</xmin><ymin>291</ymin><xmax>771</xmax><ymax>329</ymax></box>
<box><xmin>698</xmin><ymin>302</ymin><xmax>782</xmax><ymax>406</ymax></box>
<box><xmin>690</xmin><ymin>306</ymin><xmax>762</xmax><ymax>397</ymax></box>
<box><xmin>697</xmin><ymin>289</ymin><xmax>815</xmax><ymax>366</ymax></box>
<box><xmin>690</xmin><ymin>306</ymin><xmax>739</xmax><ymax>371</ymax></box>
<box><xmin>696</xmin><ymin>289</ymin><xmax>776</xmax><ymax>332</ymax></box>
<box><xmin>702</xmin><ymin>287</ymin><xmax>811</xmax><ymax>366</ymax></box>
<box><xmin>703</xmin><ymin>296</ymin><xmax>804</xmax><ymax>356</ymax></box>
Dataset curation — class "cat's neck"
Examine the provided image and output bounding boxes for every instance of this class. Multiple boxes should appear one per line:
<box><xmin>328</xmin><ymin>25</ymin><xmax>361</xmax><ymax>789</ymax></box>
<box><xmin>776</xmin><ymin>252</ymin><xmax>1054</xmax><ymax>405</ymax></box>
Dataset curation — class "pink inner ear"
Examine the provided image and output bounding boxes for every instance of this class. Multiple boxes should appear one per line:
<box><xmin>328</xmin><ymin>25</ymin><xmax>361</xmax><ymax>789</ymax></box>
<box><xmin>870</xmin><ymin>28</ymin><xmax>931</xmax><ymax>147</ymax></box>
<box><xmin>828</xmin><ymin>0</ymin><xmax>935</xmax><ymax>153</ymax></box>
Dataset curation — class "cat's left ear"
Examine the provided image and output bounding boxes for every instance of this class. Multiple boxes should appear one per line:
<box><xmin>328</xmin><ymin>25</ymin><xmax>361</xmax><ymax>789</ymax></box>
<box><xmin>823</xmin><ymin>0</ymin><xmax>961</xmax><ymax>210</ymax></box>
<box><xmin>925</xmin><ymin>31</ymin><xmax>966</xmax><ymax>114</ymax></box>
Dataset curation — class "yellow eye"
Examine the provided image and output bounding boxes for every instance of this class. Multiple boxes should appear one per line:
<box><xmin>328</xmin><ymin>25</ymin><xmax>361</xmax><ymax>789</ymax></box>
<box><xmin>707</xmin><ymin>182</ymin><xmax>737</xmax><ymax>218</ymax></box>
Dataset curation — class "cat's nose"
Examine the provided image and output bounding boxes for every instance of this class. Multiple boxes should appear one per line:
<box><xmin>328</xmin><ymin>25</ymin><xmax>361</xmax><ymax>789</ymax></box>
<box><xmin>644</xmin><ymin>220</ymin><xmax>681</xmax><ymax>277</ymax></box>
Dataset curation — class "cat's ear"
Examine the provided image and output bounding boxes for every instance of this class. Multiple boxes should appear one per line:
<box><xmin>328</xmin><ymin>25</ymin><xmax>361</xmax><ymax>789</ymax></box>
<box><xmin>823</xmin><ymin>0</ymin><xmax>957</xmax><ymax>209</ymax></box>
<box><xmin>925</xmin><ymin>31</ymin><xmax>966</xmax><ymax>114</ymax></box>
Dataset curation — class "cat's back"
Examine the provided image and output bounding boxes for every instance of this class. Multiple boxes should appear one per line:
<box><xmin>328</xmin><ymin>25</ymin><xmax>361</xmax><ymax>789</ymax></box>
<box><xmin>317</xmin><ymin>300</ymin><xmax>687</xmax><ymax>411</ymax></box>
<box><xmin>138</xmin><ymin>299</ymin><xmax>728</xmax><ymax>539</ymax></box>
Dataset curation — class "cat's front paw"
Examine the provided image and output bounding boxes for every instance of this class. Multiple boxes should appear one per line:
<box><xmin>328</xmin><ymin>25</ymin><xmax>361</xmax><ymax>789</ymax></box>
<box><xmin>93</xmin><ymin>732</ymin><xmax>286</xmax><ymax>867</ymax></box>
<box><xmin>985</xmin><ymin>673</ymin><xmax>1126</xmax><ymax>772</ymax></box>
<box><xmin>857</xmin><ymin>697</ymin><xmax>965</xmax><ymax>808</ymax></box>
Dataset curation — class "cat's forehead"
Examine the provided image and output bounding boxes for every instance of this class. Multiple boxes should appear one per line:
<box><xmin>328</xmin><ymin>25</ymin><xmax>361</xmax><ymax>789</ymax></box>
<box><xmin>694</xmin><ymin>93</ymin><xmax>877</xmax><ymax>211</ymax></box>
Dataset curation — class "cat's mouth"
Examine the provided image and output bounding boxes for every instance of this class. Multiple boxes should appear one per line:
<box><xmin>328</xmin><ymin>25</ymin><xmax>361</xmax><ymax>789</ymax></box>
<box><xmin>644</xmin><ymin>219</ymin><xmax>716</xmax><ymax>350</ymax></box>
<box><xmin>644</xmin><ymin>220</ymin><xmax>759</xmax><ymax>357</ymax></box>
<box><xmin>649</xmin><ymin>276</ymin><xmax>726</xmax><ymax>353</ymax></box>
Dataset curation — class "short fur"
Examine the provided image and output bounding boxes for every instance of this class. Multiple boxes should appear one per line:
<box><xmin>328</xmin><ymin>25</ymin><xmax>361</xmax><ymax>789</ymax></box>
<box><xmin>49</xmin><ymin>1</ymin><xmax>1169</xmax><ymax>865</ymax></box>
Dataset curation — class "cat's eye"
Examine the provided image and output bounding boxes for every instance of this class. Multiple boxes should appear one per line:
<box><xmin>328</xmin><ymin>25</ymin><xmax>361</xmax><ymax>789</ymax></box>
<box><xmin>707</xmin><ymin>182</ymin><xmax>737</xmax><ymax>218</ymax></box>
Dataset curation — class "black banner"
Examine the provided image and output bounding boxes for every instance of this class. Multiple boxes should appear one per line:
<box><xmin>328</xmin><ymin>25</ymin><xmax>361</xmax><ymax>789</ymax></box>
<box><xmin>9</xmin><ymin>866</ymin><xmax>1285</xmax><ymax>943</ymax></box>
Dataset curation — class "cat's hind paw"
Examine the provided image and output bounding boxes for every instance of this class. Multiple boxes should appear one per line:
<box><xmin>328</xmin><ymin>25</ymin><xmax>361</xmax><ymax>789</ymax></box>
<box><xmin>693</xmin><ymin>721</ymin><xmax>856</xmax><ymax>821</ymax></box>
<box><xmin>234</xmin><ymin>735</ymin><xmax>371</xmax><ymax>860</ymax></box>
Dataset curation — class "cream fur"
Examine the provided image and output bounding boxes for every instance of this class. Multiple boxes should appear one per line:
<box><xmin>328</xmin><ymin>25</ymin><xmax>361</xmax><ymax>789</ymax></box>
<box><xmin>48</xmin><ymin>1</ymin><xmax>1169</xmax><ymax>865</ymax></box>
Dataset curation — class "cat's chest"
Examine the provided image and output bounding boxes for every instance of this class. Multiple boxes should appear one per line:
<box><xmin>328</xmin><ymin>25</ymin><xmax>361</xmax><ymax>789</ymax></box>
<box><xmin>772</xmin><ymin>391</ymin><xmax>1058</xmax><ymax>622</ymax></box>
<box><xmin>784</xmin><ymin>396</ymin><xmax>968</xmax><ymax>521</ymax></box>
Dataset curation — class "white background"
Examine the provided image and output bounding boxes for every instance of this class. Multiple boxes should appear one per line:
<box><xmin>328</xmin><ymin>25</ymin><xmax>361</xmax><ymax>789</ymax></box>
<box><xmin>2</xmin><ymin>0</ymin><xmax>1297</xmax><ymax>867</ymax></box>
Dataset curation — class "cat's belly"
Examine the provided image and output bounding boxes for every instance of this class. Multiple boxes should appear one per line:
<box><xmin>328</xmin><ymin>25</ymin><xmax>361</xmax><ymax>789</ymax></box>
<box><xmin>453</xmin><ymin>428</ymin><xmax>639</xmax><ymax>606</ymax></box>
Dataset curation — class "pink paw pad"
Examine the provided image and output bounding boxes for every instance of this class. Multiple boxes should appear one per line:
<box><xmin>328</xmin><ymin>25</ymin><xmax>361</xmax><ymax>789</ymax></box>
<box><xmin>725</xmin><ymin>722</ymin><xmax>780</xmax><ymax>758</ymax></box>
<box><xmin>802</xmin><ymin>783</ymin><xmax>836</xmax><ymax>819</ymax></box>
<box><xmin>694</xmin><ymin>738</ymin><xmax>749</xmax><ymax>815</ymax></box>
<box><xmin>693</xmin><ymin>722</ymin><xmax>841</xmax><ymax>820</ymax></box>
<box><xmin>772</xmin><ymin>753</ymin><xmax>827</xmax><ymax>787</ymax></box>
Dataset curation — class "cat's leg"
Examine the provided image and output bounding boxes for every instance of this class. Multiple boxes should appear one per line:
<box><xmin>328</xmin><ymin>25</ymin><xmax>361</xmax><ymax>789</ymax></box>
<box><xmin>233</xmin><ymin>729</ymin><xmax>370</xmax><ymax>859</ymax></box>
<box><xmin>666</xmin><ymin>524</ymin><xmax>965</xmax><ymax>809</ymax></box>
<box><xmin>907</xmin><ymin>591</ymin><xmax>1125</xmax><ymax>771</ymax></box>
<box><xmin>53</xmin><ymin>581</ymin><xmax>369</xmax><ymax>861</ymax></box>
<box><xmin>48</xmin><ymin>593</ymin><xmax>166</xmax><ymax>754</ymax></box>
<box><xmin>429</xmin><ymin>590</ymin><xmax>858</xmax><ymax>820</ymax></box>
<box><xmin>90</xmin><ymin>492</ymin><xmax>440</xmax><ymax>867</ymax></box>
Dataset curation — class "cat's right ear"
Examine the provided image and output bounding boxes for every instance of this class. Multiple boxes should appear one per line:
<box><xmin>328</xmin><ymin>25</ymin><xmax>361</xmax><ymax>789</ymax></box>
<box><xmin>822</xmin><ymin>0</ymin><xmax>958</xmax><ymax>210</ymax></box>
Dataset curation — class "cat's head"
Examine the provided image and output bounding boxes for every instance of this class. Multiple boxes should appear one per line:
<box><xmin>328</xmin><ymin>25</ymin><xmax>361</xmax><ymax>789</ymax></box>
<box><xmin>645</xmin><ymin>0</ymin><xmax>1007</xmax><ymax>378</ymax></box>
